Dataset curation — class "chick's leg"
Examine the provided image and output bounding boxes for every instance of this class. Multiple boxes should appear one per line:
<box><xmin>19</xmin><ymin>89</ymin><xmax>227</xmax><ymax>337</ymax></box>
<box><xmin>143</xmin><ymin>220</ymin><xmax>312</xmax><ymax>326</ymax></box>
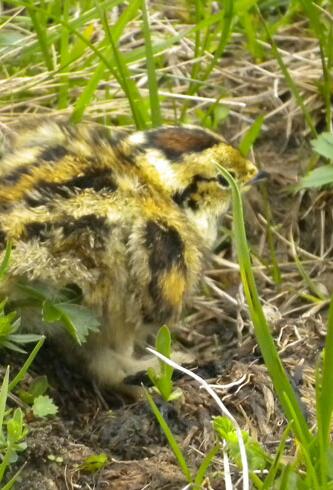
<box><xmin>86</xmin><ymin>347</ymin><xmax>159</xmax><ymax>387</ymax></box>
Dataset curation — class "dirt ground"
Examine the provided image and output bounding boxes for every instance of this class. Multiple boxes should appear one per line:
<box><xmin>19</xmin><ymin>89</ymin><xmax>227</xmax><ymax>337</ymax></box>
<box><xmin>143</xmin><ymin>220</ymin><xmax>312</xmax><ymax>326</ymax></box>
<box><xmin>1</xmin><ymin>13</ymin><xmax>332</xmax><ymax>489</ymax></box>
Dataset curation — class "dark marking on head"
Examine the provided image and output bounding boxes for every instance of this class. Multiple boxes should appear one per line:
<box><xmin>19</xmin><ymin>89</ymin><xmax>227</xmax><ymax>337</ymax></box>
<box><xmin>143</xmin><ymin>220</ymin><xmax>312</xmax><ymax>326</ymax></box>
<box><xmin>217</xmin><ymin>175</ymin><xmax>230</xmax><ymax>187</ymax></box>
<box><xmin>173</xmin><ymin>174</ymin><xmax>218</xmax><ymax>209</ymax></box>
<box><xmin>187</xmin><ymin>198</ymin><xmax>199</xmax><ymax>210</ymax></box>
<box><xmin>40</xmin><ymin>145</ymin><xmax>68</xmax><ymax>162</ymax></box>
<box><xmin>145</xmin><ymin>127</ymin><xmax>221</xmax><ymax>161</ymax></box>
<box><xmin>25</xmin><ymin>168</ymin><xmax>117</xmax><ymax>207</ymax></box>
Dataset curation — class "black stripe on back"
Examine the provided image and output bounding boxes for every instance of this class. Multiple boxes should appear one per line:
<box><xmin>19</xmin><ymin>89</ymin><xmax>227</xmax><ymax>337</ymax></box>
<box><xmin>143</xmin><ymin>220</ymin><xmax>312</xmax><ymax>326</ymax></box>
<box><xmin>3</xmin><ymin>146</ymin><xmax>68</xmax><ymax>185</ymax></box>
<box><xmin>24</xmin><ymin>221</ymin><xmax>52</xmax><ymax>241</ymax></box>
<box><xmin>62</xmin><ymin>214</ymin><xmax>107</xmax><ymax>237</ymax></box>
<box><xmin>40</xmin><ymin>145</ymin><xmax>68</xmax><ymax>162</ymax></box>
<box><xmin>24</xmin><ymin>214</ymin><xmax>109</xmax><ymax>248</ymax></box>
<box><xmin>25</xmin><ymin>167</ymin><xmax>117</xmax><ymax>207</ymax></box>
<box><xmin>2</xmin><ymin>165</ymin><xmax>33</xmax><ymax>184</ymax></box>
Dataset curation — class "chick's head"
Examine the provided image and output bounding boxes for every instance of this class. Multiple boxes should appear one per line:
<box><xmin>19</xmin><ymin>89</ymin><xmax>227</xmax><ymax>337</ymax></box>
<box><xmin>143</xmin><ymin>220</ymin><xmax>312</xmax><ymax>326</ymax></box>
<box><xmin>134</xmin><ymin>126</ymin><xmax>258</xmax><ymax>245</ymax></box>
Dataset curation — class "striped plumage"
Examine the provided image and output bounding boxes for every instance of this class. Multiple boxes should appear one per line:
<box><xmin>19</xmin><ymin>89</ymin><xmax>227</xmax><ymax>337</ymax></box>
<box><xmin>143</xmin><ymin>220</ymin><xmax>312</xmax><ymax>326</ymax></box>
<box><xmin>0</xmin><ymin>118</ymin><xmax>257</xmax><ymax>388</ymax></box>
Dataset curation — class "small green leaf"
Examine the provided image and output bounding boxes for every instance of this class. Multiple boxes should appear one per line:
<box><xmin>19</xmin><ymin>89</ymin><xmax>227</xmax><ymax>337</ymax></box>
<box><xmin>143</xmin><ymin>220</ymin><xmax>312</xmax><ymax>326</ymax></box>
<box><xmin>19</xmin><ymin>376</ymin><xmax>49</xmax><ymax>405</ymax></box>
<box><xmin>147</xmin><ymin>326</ymin><xmax>177</xmax><ymax>401</ymax></box>
<box><xmin>166</xmin><ymin>387</ymin><xmax>183</xmax><ymax>402</ymax></box>
<box><xmin>0</xmin><ymin>367</ymin><xmax>10</xmax><ymax>436</ymax></box>
<box><xmin>299</xmin><ymin>165</ymin><xmax>333</xmax><ymax>189</ymax></box>
<box><xmin>156</xmin><ymin>325</ymin><xmax>171</xmax><ymax>358</ymax></box>
<box><xmin>0</xmin><ymin>242</ymin><xmax>12</xmax><ymax>281</ymax></box>
<box><xmin>32</xmin><ymin>395</ymin><xmax>58</xmax><ymax>418</ymax></box>
<box><xmin>18</xmin><ymin>283</ymin><xmax>52</xmax><ymax>302</ymax></box>
<box><xmin>7</xmin><ymin>409</ymin><xmax>27</xmax><ymax>445</ymax></box>
<box><xmin>79</xmin><ymin>453</ymin><xmax>108</xmax><ymax>473</ymax></box>
<box><xmin>275</xmin><ymin>465</ymin><xmax>306</xmax><ymax>489</ymax></box>
<box><xmin>54</xmin><ymin>303</ymin><xmax>100</xmax><ymax>345</ymax></box>
<box><xmin>7</xmin><ymin>334</ymin><xmax>43</xmax><ymax>345</ymax></box>
<box><xmin>311</xmin><ymin>132</ymin><xmax>333</xmax><ymax>161</ymax></box>
<box><xmin>19</xmin><ymin>283</ymin><xmax>100</xmax><ymax>345</ymax></box>
<box><xmin>42</xmin><ymin>301</ymin><xmax>62</xmax><ymax>323</ymax></box>
<box><xmin>0</xmin><ymin>29</ymin><xmax>27</xmax><ymax>48</ymax></box>
<box><xmin>239</xmin><ymin>116</ymin><xmax>264</xmax><ymax>157</ymax></box>
<box><xmin>8</xmin><ymin>337</ymin><xmax>45</xmax><ymax>392</ymax></box>
<box><xmin>213</xmin><ymin>416</ymin><xmax>270</xmax><ymax>471</ymax></box>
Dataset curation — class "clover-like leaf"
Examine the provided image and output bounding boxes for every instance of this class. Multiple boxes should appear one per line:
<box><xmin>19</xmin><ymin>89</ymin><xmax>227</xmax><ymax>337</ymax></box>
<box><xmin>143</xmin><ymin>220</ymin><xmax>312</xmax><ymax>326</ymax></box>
<box><xmin>32</xmin><ymin>395</ymin><xmax>58</xmax><ymax>418</ymax></box>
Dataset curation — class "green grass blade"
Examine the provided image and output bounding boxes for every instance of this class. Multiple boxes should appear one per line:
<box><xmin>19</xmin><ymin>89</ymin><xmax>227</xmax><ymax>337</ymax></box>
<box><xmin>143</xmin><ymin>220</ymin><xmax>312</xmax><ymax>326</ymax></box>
<box><xmin>0</xmin><ymin>366</ymin><xmax>10</xmax><ymax>438</ymax></box>
<box><xmin>315</xmin><ymin>361</ymin><xmax>328</xmax><ymax>486</ymax></box>
<box><xmin>193</xmin><ymin>443</ymin><xmax>220</xmax><ymax>488</ymax></box>
<box><xmin>290</xmin><ymin>234</ymin><xmax>327</xmax><ymax>301</ymax></box>
<box><xmin>8</xmin><ymin>337</ymin><xmax>45</xmax><ymax>392</ymax></box>
<box><xmin>105</xmin><ymin>25</ymin><xmax>147</xmax><ymax>130</ymax></box>
<box><xmin>239</xmin><ymin>115</ymin><xmax>264</xmax><ymax>157</ymax></box>
<box><xmin>26</xmin><ymin>2</ymin><xmax>52</xmax><ymax>71</ymax></box>
<box><xmin>239</xmin><ymin>10</ymin><xmax>263</xmax><ymax>61</ymax></box>
<box><xmin>97</xmin><ymin>6</ymin><xmax>148</xmax><ymax>129</ymax></box>
<box><xmin>324</xmin><ymin>23</ymin><xmax>333</xmax><ymax>132</ymax></box>
<box><xmin>179</xmin><ymin>0</ymin><xmax>205</xmax><ymax>120</ymax></box>
<box><xmin>71</xmin><ymin>62</ymin><xmax>106</xmax><ymax>123</ymax></box>
<box><xmin>0</xmin><ymin>241</ymin><xmax>12</xmax><ymax>281</ymax></box>
<box><xmin>257</xmin><ymin>6</ymin><xmax>317</xmax><ymax>138</ymax></box>
<box><xmin>261</xmin><ymin>185</ymin><xmax>282</xmax><ymax>285</ymax></box>
<box><xmin>216</xmin><ymin>165</ymin><xmax>311</xmax><ymax>445</ymax></box>
<box><xmin>180</xmin><ymin>0</ymin><xmax>233</xmax><ymax>120</ymax></box>
<box><xmin>144</xmin><ymin>387</ymin><xmax>192</xmax><ymax>483</ymax></box>
<box><xmin>122</xmin><ymin>10</ymin><xmax>222</xmax><ymax>68</ymax></box>
<box><xmin>262</xmin><ymin>421</ymin><xmax>293</xmax><ymax>490</ymax></box>
<box><xmin>320</xmin><ymin>22</ymin><xmax>332</xmax><ymax>133</ymax></box>
<box><xmin>299</xmin><ymin>0</ymin><xmax>331</xmax><ymax>133</ymax></box>
<box><xmin>203</xmin><ymin>0</ymin><xmax>234</xmax><ymax>79</ymax></box>
<box><xmin>0</xmin><ymin>446</ymin><xmax>12</xmax><ymax>482</ymax></box>
<box><xmin>58</xmin><ymin>0</ymin><xmax>70</xmax><ymax>109</ymax></box>
<box><xmin>0</xmin><ymin>463</ymin><xmax>25</xmax><ymax>489</ymax></box>
<box><xmin>282</xmin><ymin>393</ymin><xmax>319</xmax><ymax>490</ymax></box>
<box><xmin>142</xmin><ymin>0</ymin><xmax>162</xmax><ymax>127</ymax></box>
<box><xmin>73</xmin><ymin>0</ymin><xmax>141</xmax><ymax>122</ymax></box>
<box><xmin>317</xmin><ymin>295</ymin><xmax>333</xmax><ymax>469</ymax></box>
<box><xmin>2</xmin><ymin>0</ymin><xmax>124</xmax><ymax>65</ymax></box>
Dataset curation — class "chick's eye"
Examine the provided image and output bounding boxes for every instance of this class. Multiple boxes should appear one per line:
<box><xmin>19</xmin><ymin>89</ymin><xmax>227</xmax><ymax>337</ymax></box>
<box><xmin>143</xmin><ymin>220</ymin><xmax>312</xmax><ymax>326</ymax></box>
<box><xmin>217</xmin><ymin>175</ymin><xmax>230</xmax><ymax>187</ymax></box>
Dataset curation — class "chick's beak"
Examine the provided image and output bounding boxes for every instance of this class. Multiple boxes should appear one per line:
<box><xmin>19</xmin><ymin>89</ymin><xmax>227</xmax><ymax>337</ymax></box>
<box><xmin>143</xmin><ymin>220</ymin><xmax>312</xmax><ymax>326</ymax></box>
<box><xmin>250</xmin><ymin>170</ymin><xmax>269</xmax><ymax>184</ymax></box>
